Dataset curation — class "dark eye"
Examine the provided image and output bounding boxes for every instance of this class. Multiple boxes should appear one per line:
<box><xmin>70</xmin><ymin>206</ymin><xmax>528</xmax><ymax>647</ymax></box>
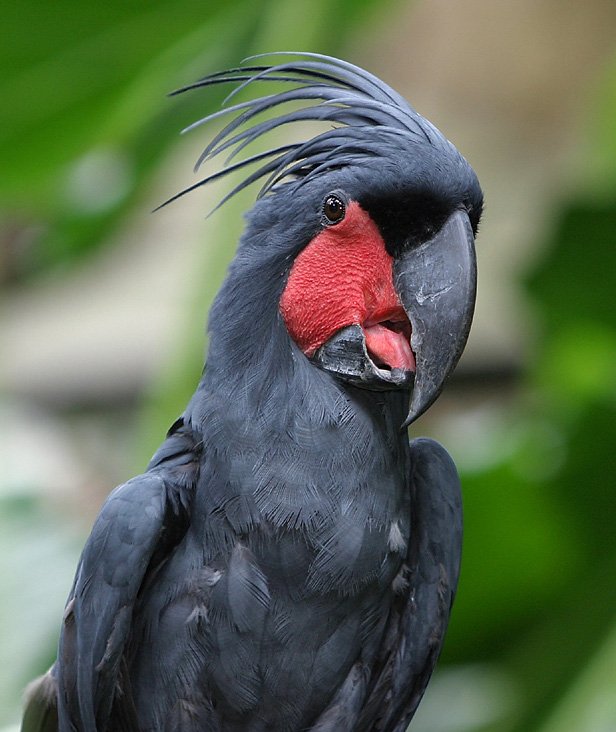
<box><xmin>322</xmin><ymin>194</ymin><xmax>346</xmax><ymax>224</ymax></box>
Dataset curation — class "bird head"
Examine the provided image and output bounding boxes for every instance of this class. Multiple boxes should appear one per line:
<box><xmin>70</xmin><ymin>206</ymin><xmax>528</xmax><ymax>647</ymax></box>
<box><xmin>168</xmin><ymin>53</ymin><xmax>483</xmax><ymax>425</ymax></box>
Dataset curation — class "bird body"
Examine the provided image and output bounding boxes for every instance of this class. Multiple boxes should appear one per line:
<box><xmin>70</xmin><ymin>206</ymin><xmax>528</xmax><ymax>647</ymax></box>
<box><xmin>125</xmin><ymin>392</ymin><xmax>410</xmax><ymax>731</ymax></box>
<box><xmin>22</xmin><ymin>54</ymin><xmax>482</xmax><ymax>732</ymax></box>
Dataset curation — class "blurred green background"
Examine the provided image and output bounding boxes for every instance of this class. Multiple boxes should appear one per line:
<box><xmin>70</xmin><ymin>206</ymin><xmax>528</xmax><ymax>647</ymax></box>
<box><xmin>1</xmin><ymin>1</ymin><xmax>616</xmax><ymax>730</ymax></box>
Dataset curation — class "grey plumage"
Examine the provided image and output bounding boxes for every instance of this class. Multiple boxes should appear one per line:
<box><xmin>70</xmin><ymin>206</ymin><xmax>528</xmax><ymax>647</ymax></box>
<box><xmin>22</xmin><ymin>52</ymin><xmax>481</xmax><ymax>732</ymax></box>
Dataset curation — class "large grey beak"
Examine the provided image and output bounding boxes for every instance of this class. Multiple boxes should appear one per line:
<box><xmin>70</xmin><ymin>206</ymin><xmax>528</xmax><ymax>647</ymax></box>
<box><xmin>395</xmin><ymin>209</ymin><xmax>477</xmax><ymax>426</ymax></box>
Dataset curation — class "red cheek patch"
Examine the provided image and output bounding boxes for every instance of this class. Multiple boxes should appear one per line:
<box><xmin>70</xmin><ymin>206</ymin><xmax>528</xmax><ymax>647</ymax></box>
<box><xmin>280</xmin><ymin>201</ymin><xmax>414</xmax><ymax>371</ymax></box>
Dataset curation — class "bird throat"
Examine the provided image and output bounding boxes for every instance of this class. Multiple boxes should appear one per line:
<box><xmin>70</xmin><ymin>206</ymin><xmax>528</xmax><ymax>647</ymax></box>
<box><xmin>280</xmin><ymin>201</ymin><xmax>415</xmax><ymax>372</ymax></box>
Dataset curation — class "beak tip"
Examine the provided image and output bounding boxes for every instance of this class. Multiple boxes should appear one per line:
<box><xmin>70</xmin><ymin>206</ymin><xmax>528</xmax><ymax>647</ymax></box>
<box><xmin>401</xmin><ymin>389</ymin><xmax>429</xmax><ymax>430</ymax></box>
<box><xmin>401</xmin><ymin>413</ymin><xmax>414</xmax><ymax>431</ymax></box>
<box><xmin>395</xmin><ymin>209</ymin><xmax>477</xmax><ymax>431</ymax></box>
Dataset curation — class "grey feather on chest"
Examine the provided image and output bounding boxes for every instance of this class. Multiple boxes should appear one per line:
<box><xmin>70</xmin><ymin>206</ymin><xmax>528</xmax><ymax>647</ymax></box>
<box><xmin>194</xmin><ymin>394</ymin><xmax>411</xmax><ymax>598</ymax></box>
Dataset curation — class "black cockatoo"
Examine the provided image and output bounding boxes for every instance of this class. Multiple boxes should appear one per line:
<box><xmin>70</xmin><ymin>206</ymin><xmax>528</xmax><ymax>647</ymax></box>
<box><xmin>23</xmin><ymin>53</ymin><xmax>482</xmax><ymax>732</ymax></box>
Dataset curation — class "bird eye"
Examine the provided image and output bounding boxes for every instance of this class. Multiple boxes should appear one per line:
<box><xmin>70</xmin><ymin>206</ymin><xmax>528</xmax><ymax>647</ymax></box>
<box><xmin>322</xmin><ymin>194</ymin><xmax>346</xmax><ymax>225</ymax></box>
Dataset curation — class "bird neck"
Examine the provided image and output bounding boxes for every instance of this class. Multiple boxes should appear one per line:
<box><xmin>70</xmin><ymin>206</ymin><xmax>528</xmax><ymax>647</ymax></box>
<box><xmin>188</xmin><ymin>230</ymin><xmax>411</xmax><ymax>448</ymax></box>
<box><xmin>183</xmin><ymin>251</ymin><xmax>412</xmax><ymax>573</ymax></box>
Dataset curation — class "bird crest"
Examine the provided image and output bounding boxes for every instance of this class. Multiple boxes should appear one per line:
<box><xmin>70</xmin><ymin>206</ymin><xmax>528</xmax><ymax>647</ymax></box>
<box><xmin>162</xmin><ymin>52</ymin><xmax>453</xmax><ymax>211</ymax></box>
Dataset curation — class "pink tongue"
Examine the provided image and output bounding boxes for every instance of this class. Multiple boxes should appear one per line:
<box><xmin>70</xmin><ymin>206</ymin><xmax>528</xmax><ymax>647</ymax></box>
<box><xmin>364</xmin><ymin>324</ymin><xmax>416</xmax><ymax>371</ymax></box>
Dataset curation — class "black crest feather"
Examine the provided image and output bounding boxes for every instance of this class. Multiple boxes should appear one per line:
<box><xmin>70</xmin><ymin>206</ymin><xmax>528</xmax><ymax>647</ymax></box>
<box><xmin>160</xmin><ymin>52</ymin><xmax>453</xmax><ymax>211</ymax></box>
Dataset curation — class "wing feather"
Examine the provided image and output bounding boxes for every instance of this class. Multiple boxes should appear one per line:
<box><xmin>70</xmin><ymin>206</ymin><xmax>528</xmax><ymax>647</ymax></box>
<box><xmin>21</xmin><ymin>669</ymin><xmax>59</xmax><ymax>732</ymax></box>
<box><xmin>43</xmin><ymin>419</ymin><xmax>198</xmax><ymax>732</ymax></box>
<box><xmin>358</xmin><ymin>437</ymin><xmax>463</xmax><ymax>731</ymax></box>
<box><xmin>56</xmin><ymin>474</ymin><xmax>170</xmax><ymax>730</ymax></box>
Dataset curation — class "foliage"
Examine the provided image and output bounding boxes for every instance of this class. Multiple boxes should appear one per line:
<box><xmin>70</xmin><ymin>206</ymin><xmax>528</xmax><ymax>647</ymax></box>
<box><xmin>432</xmin><ymin>66</ymin><xmax>616</xmax><ymax>730</ymax></box>
<box><xmin>0</xmin><ymin>0</ymin><xmax>379</xmax><ymax>281</ymax></box>
<box><xmin>2</xmin><ymin>2</ymin><xmax>616</xmax><ymax>730</ymax></box>
<box><xmin>442</xmin><ymin>195</ymin><xmax>616</xmax><ymax>732</ymax></box>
